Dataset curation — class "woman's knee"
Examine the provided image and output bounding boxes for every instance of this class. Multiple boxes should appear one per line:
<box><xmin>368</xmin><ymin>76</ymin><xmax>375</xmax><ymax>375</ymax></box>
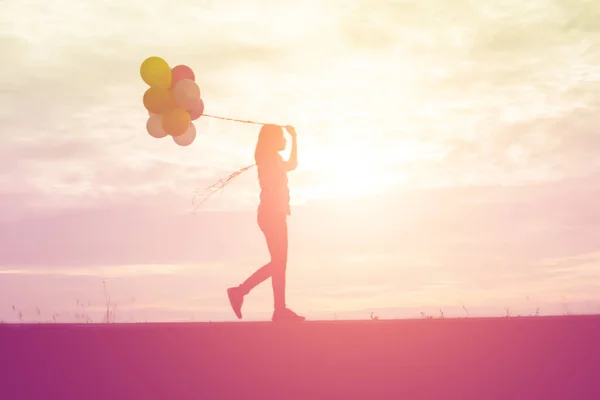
<box><xmin>270</xmin><ymin>259</ymin><xmax>287</xmax><ymax>272</ymax></box>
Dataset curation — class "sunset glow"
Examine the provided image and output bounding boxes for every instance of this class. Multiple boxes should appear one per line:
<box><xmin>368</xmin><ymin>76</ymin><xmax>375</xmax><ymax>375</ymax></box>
<box><xmin>1</xmin><ymin>0</ymin><xmax>600</xmax><ymax>322</ymax></box>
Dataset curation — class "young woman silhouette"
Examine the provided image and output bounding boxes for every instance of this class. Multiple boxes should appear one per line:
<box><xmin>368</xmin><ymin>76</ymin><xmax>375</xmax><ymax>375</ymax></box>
<box><xmin>227</xmin><ymin>124</ymin><xmax>305</xmax><ymax>322</ymax></box>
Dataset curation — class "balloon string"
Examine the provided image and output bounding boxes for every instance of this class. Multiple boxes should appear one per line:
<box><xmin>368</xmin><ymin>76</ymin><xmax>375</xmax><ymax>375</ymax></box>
<box><xmin>203</xmin><ymin>114</ymin><xmax>281</xmax><ymax>127</ymax></box>
<box><xmin>192</xmin><ymin>163</ymin><xmax>256</xmax><ymax>213</ymax></box>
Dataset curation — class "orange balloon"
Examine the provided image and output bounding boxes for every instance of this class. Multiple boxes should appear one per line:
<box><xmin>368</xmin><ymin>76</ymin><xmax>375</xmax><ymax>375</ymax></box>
<box><xmin>143</xmin><ymin>87</ymin><xmax>175</xmax><ymax>114</ymax></box>
<box><xmin>162</xmin><ymin>108</ymin><xmax>191</xmax><ymax>137</ymax></box>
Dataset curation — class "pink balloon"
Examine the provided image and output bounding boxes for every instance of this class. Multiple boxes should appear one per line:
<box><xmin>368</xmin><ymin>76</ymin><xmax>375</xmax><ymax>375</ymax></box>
<box><xmin>188</xmin><ymin>98</ymin><xmax>204</xmax><ymax>121</ymax></box>
<box><xmin>146</xmin><ymin>114</ymin><xmax>167</xmax><ymax>139</ymax></box>
<box><xmin>173</xmin><ymin>122</ymin><xmax>196</xmax><ymax>147</ymax></box>
<box><xmin>173</xmin><ymin>79</ymin><xmax>200</xmax><ymax>110</ymax></box>
<box><xmin>171</xmin><ymin>65</ymin><xmax>195</xmax><ymax>86</ymax></box>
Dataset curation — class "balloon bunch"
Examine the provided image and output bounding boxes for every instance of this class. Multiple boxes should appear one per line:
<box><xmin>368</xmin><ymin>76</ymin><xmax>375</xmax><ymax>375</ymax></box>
<box><xmin>140</xmin><ymin>56</ymin><xmax>204</xmax><ymax>147</ymax></box>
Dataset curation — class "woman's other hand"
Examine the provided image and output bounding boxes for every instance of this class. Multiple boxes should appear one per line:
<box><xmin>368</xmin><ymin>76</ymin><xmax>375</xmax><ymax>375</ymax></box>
<box><xmin>284</xmin><ymin>125</ymin><xmax>297</xmax><ymax>138</ymax></box>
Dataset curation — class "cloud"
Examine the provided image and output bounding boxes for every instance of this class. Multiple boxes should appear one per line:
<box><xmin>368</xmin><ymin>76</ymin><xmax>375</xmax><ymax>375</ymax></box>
<box><xmin>0</xmin><ymin>0</ymin><xmax>347</xmax><ymax>218</ymax></box>
<box><xmin>3</xmin><ymin>0</ymin><xmax>599</xmax><ymax>208</ymax></box>
<box><xmin>0</xmin><ymin>204</ymin><xmax>262</xmax><ymax>268</ymax></box>
<box><xmin>2</xmin><ymin>0</ymin><xmax>600</xmax><ymax>321</ymax></box>
<box><xmin>1</xmin><ymin>0</ymin><xmax>599</xmax><ymax>281</ymax></box>
<box><xmin>3</xmin><ymin>173</ymin><xmax>600</xmax><ymax>283</ymax></box>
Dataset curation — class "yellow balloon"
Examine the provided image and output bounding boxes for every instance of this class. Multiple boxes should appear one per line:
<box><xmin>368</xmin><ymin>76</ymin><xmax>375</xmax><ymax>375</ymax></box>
<box><xmin>140</xmin><ymin>56</ymin><xmax>172</xmax><ymax>88</ymax></box>
<box><xmin>162</xmin><ymin>108</ymin><xmax>191</xmax><ymax>137</ymax></box>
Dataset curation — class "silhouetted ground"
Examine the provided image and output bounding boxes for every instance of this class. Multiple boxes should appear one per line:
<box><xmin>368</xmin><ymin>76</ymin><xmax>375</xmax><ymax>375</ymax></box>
<box><xmin>1</xmin><ymin>315</ymin><xmax>599</xmax><ymax>399</ymax></box>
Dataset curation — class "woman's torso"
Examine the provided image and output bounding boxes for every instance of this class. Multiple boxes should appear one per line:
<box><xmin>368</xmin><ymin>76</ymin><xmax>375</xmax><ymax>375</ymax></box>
<box><xmin>257</xmin><ymin>155</ymin><xmax>290</xmax><ymax>215</ymax></box>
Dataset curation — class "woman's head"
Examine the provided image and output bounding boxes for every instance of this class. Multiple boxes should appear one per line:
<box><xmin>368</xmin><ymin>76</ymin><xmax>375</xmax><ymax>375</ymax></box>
<box><xmin>254</xmin><ymin>124</ymin><xmax>285</xmax><ymax>163</ymax></box>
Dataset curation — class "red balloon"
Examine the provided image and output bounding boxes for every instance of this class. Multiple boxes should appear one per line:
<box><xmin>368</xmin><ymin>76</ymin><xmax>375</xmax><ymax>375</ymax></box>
<box><xmin>188</xmin><ymin>98</ymin><xmax>204</xmax><ymax>120</ymax></box>
<box><xmin>171</xmin><ymin>65</ymin><xmax>195</xmax><ymax>87</ymax></box>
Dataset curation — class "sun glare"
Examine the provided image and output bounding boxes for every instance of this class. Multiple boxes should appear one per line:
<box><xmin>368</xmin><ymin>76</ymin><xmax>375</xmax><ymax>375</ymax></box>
<box><xmin>327</xmin><ymin>158</ymin><xmax>386</xmax><ymax>198</ymax></box>
<box><xmin>299</xmin><ymin>144</ymin><xmax>406</xmax><ymax>201</ymax></box>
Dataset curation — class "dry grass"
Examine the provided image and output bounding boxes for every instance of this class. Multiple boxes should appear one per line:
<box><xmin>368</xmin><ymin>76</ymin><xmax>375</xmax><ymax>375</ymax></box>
<box><xmin>3</xmin><ymin>282</ymin><xmax>593</xmax><ymax>323</ymax></box>
<box><xmin>8</xmin><ymin>281</ymin><xmax>118</xmax><ymax>324</ymax></box>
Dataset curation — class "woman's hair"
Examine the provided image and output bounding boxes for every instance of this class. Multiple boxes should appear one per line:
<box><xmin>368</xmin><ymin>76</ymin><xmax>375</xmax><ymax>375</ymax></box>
<box><xmin>254</xmin><ymin>124</ymin><xmax>283</xmax><ymax>164</ymax></box>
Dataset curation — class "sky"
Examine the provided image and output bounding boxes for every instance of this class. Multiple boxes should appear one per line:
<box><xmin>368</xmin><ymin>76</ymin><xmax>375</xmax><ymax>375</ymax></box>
<box><xmin>1</xmin><ymin>0</ymin><xmax>600</xmax><ymax>322</ymax></box>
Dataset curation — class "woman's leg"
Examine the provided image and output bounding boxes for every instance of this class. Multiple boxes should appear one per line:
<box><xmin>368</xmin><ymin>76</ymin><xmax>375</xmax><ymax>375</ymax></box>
<box><xmin>238</xmin><ymin>262</ymin><xmax>272</xmax><ymax>296</ymax></box>
<box><xmin>237</xmin><ymin>212</ymin><xmax>287</xmax><ymax>300</ymax></box>
<box><xmin>266</xmin><ymin>213</ymin><xmax>304</xmax><ymax>321</ymax></box>
<box><xmin>265</xmin><ymin>213</ymin><xmax>287</xmax><ymax>311</ymax></box>
<box><xmin>228</xmin><ymin>211</ymin><xmax>302</xmax><ymax>320</ymax></box>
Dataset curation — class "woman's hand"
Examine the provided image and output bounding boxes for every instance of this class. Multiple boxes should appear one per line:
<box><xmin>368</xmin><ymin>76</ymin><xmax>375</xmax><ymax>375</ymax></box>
<box><xmin>284</xmin><ymin>125</ymin><xmax>297</xmax><ymax>138</ymax></box>
<box><xmin>284</xmin><ymin>125</ymin><xmax>298</xmax><ymax>171</ymax></box>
